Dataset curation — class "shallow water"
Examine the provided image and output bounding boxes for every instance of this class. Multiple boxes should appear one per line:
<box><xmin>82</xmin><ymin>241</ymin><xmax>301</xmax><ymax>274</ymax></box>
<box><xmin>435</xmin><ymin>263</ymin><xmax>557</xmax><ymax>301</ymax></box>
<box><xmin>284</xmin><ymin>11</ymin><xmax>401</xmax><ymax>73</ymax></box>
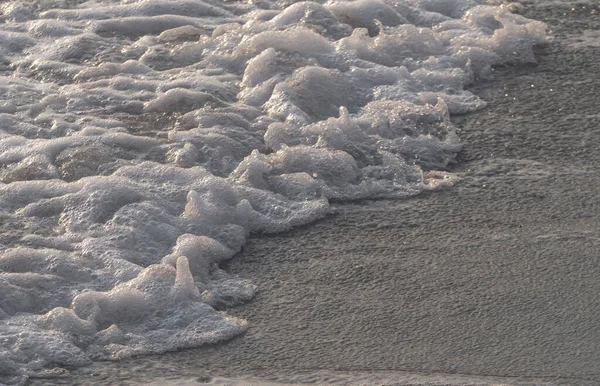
<box><xmin>0</xmin><ymin>0</ymin><xmax>558</xmax><ymax>384</ymax></box>
<box><xmin>89</xmin><ymin>1</ymin><xmax>600</xmax><ymax>382</ymax></box>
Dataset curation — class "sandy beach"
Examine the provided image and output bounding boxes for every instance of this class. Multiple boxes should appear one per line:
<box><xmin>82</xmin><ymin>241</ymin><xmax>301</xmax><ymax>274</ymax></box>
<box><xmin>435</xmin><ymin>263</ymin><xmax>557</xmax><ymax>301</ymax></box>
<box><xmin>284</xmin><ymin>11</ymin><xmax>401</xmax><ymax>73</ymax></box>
<box><xmin>27</xmin><ymin>1</ymin><xmax>600</xmax><ymax>385</ymax></box>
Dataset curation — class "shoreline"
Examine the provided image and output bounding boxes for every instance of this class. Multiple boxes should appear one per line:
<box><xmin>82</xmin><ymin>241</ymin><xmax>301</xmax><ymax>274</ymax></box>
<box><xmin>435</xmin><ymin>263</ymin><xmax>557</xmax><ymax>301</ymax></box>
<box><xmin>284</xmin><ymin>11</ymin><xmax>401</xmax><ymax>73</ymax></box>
<box><xmin>29</xmin><ymin>1</ymin><xmax>600</xmax><ymax>385</ymax></box>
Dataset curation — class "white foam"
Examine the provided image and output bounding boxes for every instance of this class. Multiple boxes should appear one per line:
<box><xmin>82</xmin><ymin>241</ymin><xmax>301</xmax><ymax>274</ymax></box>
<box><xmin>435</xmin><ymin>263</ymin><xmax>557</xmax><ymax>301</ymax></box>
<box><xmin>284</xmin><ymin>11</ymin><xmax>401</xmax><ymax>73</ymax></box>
<box><xmin>0</xmin><ymin>0</ymin><xmax>549</xmax><ymax>383</ymax></box>
<box><xmin>328</xmin><ymin>0</ymin><xmax>408</xmax><ymax>31</ymax></box>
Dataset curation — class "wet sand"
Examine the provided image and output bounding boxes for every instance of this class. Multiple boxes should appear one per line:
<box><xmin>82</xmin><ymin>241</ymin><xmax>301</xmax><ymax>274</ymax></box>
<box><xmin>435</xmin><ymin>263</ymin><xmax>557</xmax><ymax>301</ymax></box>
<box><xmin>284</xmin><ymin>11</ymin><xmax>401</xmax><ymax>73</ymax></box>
<box><xmin>30</xmin><ymin>1</ymin><xmax>600</xmax><ymax>385</ymax></box>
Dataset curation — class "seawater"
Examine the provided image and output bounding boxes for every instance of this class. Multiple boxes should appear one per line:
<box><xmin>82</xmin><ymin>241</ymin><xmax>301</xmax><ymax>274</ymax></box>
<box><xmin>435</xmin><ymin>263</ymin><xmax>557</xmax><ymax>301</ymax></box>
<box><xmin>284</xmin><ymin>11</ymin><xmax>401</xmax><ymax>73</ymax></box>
<box><xmin>0</xmin><ymin>0</ymin><xmax>547</xmax><ymax>384</ymax></box>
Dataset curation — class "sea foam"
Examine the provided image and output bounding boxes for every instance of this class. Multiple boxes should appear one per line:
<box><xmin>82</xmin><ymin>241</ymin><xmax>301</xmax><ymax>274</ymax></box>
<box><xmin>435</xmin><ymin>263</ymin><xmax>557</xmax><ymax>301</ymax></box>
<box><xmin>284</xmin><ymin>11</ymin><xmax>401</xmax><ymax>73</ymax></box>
<box><xmin>0</xmin><ymin>0</ymin><xmax>547</xmax><ymax>383</ymax></box>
